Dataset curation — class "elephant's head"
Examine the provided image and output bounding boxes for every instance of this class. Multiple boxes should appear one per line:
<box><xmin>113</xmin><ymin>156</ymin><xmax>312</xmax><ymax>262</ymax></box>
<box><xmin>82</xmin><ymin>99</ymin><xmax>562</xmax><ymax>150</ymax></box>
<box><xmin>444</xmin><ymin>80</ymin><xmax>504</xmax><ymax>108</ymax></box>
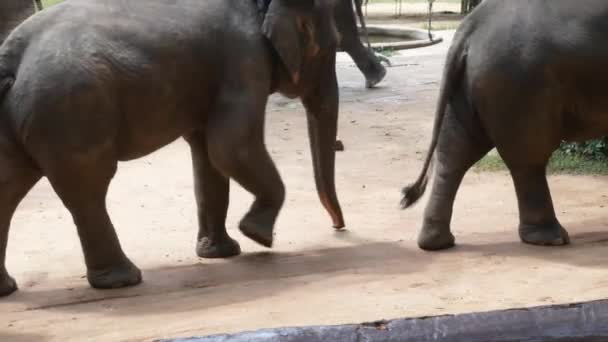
<box><xmin>261</xmin><ymin>0</ymin><xmax>340</xmax><ymax>88</ymax></box>
<box><xmin>262</xmin><ymin>0</ymin><xmax>345</xmax><ymax>229</ymax></box>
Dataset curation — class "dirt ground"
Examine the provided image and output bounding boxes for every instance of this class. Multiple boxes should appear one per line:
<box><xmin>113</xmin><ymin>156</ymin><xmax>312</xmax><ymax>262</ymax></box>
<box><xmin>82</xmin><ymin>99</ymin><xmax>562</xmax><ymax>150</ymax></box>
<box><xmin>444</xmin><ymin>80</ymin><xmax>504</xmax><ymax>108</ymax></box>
<box><xmin>3</xmin><ymin>30</ymin><xmax>608</xmax><ymax>342</ymax></box>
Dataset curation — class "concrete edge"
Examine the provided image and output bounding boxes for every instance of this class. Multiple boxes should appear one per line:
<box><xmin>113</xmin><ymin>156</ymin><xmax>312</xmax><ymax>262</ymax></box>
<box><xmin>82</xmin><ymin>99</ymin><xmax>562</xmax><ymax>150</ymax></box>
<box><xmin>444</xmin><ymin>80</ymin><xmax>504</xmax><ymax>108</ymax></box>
<box><xmin>358</xmin><ymin>25</ymin><xmax>443</xmax><ymax>50</ymax></box>
<box><xmin>156</xmin><ymin>298</ymin><xmax>608</xmax><ymax>342</ymax></box>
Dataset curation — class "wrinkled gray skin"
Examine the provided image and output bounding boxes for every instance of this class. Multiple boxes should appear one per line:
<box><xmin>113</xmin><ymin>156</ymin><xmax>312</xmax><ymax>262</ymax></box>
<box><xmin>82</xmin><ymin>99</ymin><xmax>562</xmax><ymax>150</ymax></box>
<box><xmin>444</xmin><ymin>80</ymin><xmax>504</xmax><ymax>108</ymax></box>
<box><xmin>402</xmin><ymin>0</ymin><xmax>608</xmax><ymax>250</ymax></box>
<box><xmin>0</xmin><ymin>0</ymin><xmax>346</xmax><ymax>296</ymax></box>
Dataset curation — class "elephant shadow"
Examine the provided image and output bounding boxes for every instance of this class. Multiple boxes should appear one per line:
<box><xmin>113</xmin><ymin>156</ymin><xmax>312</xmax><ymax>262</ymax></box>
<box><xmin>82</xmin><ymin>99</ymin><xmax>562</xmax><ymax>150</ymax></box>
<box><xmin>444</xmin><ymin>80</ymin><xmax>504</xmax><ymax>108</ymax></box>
<box><xmin>455</xmin><ymin>217</ymin><xmax>608</xmax><ymax>268</ymax></box>
<box><xmin>6</xmin><ymin>235</ymin><xmax>436</xmax><ymax>316</ymax></box>
<box><xmin>7</xmin><ymin>220</ymin><xmax>608</xmax><ymax>318</ymax></box>
<box><xmin>0</xmin><ymin>331</ymin><xmax>48</xmax><ymax>342</ymax></box>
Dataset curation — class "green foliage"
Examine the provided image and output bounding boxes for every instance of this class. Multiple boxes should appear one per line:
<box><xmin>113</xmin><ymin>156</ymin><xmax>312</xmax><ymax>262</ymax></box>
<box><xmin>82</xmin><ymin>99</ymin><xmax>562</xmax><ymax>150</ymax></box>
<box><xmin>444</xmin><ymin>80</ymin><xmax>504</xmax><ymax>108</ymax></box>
<box><xmin>372</xmin><ymin>46</ymin><xmax>398</xmax><ymax>57</ymax></box>
<box><xmin>41</xmin><ymin>0</ymin><xmax>63</xmax><ymax>8</ymax></box>
<box><xmin>420</xmin><ymin>20</ymin><xmax>461</xmax><ymax>30</ymax></box>
<box><xmin>559</xmin><ymin>138</ymin><xmax>608</xmax><ymax>161</ymax></box>
<box><xmin>475</xmin><ymin>141</ymin><xmax>608</xmax><ymax>176</ymax></box>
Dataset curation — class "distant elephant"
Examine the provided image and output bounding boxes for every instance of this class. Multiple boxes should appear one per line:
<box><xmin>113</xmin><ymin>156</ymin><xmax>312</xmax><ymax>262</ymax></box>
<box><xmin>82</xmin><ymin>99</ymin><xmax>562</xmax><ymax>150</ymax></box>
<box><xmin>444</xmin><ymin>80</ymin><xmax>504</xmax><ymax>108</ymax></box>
<box><xmin>0</xmin><ymin>0</ymin><xmax>37</xmax><ymax>43</ymax></box>
<box><xmin>0</xmin><ymin>0</ymin><xmax>345</xmax><ymax>296</ymax></box>
<box><xmin>258</xmin><ymin>0</ymin><xmax>387</xmax><ymax>88</ymax></box>
<box><xmin>401</xmin><ymin>0</ymin><xmax>605</xmax><ymax>250</ymax></box>
<box><xmin>335</xmin><ymin>0</ymin><xmax>387</xmax><ymax>88</ymax></box>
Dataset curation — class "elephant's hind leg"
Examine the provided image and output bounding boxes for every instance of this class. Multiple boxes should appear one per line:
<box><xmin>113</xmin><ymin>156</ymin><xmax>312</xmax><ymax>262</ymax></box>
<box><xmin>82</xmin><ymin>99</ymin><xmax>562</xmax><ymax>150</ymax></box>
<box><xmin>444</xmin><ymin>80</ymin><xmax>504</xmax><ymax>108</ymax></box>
<box><xmin>44</xmin><ymin>150</ymin><xmax>141</xmax><ymax>289</ymax></box>
<box><xmin>0</xmin><ymin>151</ymin><xmax>41</xmax><ymax>297</ymax></box>
<box><xmin>489</xmin><ymin>90</ymin><xmax>568</xmax><ymax>246</ymax></box>
<box><xmin>508</xmin><ymin>164</ymin><xmax>569</xmax><ymax>246</ymax></box>
<box><xmin>185</xmin><ymin>130</ymin><xmax>241</xmax><ymax>259</ymax></box>
<box><xmin>418</xmin><ymin>108</ymin><xmax>493</xmax><ymax>251</ymax></box>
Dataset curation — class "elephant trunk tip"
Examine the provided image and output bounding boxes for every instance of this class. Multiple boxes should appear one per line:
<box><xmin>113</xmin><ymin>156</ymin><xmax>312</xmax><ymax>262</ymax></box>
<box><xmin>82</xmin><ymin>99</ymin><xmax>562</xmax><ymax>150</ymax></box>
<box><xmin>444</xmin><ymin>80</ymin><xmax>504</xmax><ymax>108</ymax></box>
<box><xmin>400</xmin><ymin>176</ymin><xmax>429</xmax><ymax>210</ymax></box>
<box><xmin>332</xmin><ymin>219</ymin><xmax>345</xmax><ymax>230</ymax></box>
<box><xmin>328</xmin><ymin>207</ymin><xmax>345</xmax><ymax>230</ymax></box>
<box><xmin>319</xmin><ymin>192</ymin><xmax>345</xmax><ymax>229</ymax></box>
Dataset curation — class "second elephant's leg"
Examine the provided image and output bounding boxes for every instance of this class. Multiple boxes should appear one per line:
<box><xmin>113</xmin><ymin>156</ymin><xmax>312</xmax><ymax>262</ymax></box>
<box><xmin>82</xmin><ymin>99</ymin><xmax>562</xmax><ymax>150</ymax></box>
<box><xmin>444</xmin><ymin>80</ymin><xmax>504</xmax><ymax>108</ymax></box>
<box><xmin>509</xmin><ymin>165</ymin><xmax>569</xmax><ymax>246</ymax></box>
<box><xmin>334</xmin><ymin>0</ymin><xmax>386</xmax><ymax>88</ymax></box>
<box><xmin>419</xmin><ymin>110</ymin><xmax>492</xmax><ymax>250</ymax></box>
<box><xmin>345</xmin><ymin>44</ymin><xmax>387</xmax><ymax>89</ymax></box>
<box><xmin>46</xmin><ymin>154</ymin><xmax>141</xmax><ymax>289</ymax></box>
<box><xmin>185</xmin><ymin>131</ymin><xmax>241</xmax><ymax>258</ymax></box>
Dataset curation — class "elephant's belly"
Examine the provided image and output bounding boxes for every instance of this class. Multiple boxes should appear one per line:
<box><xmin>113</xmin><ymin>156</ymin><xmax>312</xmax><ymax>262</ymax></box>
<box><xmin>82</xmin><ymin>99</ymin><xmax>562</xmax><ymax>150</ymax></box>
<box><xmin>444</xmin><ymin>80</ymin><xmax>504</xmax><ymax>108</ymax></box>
<box><xmin>115</xmin><ymin>113</ymin><xmax>198</xmax><ymax>161</ymax></box>
<box><xmin>561</xmin><ymin>108</ymin><xmax>608</xmax><ymax>143</ymax></box>
<box><xmin>115</xmin><ymin>132</ymin><xmax>184</xmax><ymax>161</ymax></box>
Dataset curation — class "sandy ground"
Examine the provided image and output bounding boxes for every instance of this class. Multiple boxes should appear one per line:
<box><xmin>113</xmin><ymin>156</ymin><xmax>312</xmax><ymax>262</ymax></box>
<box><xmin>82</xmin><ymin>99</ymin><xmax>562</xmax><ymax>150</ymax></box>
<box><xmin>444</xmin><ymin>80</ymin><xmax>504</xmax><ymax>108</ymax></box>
<box><xmin>3</xmin><ymin>30</ymin><xmax>608</xmax><ymax>342</ymax></box>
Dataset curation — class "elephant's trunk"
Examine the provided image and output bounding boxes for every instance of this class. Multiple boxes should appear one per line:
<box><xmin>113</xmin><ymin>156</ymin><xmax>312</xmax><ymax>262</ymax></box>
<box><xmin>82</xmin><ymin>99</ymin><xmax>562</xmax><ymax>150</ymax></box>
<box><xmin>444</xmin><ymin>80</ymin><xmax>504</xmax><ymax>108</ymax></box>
<box><xmin>303</xmin><ymin>61</ymin><xmax>345</xmax><ymax>229</ymax></box>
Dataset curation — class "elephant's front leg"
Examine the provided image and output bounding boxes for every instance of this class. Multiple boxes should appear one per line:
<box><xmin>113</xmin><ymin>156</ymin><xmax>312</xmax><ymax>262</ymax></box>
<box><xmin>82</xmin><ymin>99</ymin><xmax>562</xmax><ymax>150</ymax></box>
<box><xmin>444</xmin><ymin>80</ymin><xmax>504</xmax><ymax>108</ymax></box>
<box><xmin>206</xmin><ymin>89</ymin><xmax>285</xmax><ymax>248</ymax></box>
<box><xmin>185</xmin><ymin>131</ymin><xmax>241</xmax><ymax>258</ymax></box>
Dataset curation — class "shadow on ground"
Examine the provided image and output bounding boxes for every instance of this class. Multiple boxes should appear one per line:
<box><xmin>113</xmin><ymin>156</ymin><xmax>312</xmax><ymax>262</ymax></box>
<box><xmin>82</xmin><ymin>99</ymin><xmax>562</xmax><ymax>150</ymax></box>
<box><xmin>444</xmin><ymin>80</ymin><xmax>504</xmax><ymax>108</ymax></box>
<box><xmin>5</xmin><ymin>238</ymin><xmax>426</xmax><ymax>314</ymax></box>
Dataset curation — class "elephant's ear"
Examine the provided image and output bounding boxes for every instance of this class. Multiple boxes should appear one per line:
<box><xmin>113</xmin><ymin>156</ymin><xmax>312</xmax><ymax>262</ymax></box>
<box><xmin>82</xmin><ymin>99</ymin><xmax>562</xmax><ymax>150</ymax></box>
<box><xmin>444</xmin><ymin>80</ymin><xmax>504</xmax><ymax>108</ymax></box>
<box><xmin>262</xmin><ymin>2</ymin><xmax>303</xmax><ymax>84</ymax></box>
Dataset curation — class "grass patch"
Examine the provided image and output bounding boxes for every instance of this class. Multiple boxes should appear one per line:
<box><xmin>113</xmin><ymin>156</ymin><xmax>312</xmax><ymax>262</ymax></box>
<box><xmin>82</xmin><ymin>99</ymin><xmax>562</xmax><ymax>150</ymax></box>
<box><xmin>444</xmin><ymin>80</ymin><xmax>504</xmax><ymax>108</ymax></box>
<box><xmin>420</xmin><ymin>20</ymin><xmax>461</xmax><ymax>30</ymax></box>
<box><xmin>373</xmin><ymin>46</ymin><xmax>399</xmax><ymax>57</ymax></box>
<box><xmin>41</xmin><ymin>0</ymin><xmax>63</xmax><ymax>8</ymax></box>
<box><xmin>474</xmin><ymin>150</ymin><xmax>608</xmax><ymax>175</ymax></box>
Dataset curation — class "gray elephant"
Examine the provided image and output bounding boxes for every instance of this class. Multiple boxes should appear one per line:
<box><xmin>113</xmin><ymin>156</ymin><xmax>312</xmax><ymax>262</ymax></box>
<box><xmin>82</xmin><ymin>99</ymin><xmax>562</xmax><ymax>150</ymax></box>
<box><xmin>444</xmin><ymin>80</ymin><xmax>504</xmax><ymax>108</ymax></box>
<box><xmin>0</xmin><ymin>0</ymin><xmax>37</xmax><ymax>43</ymax></box>
<box><xmin>257</xmin><ymin>0</ymin><xmax>387</xmax><ymax>88</ymax></box>
<box><xmin>0</xmin><ymin>0</ymin><xmax>345</xmax><ymax>296</ymax></box>
<box><xmin>335</xmin><ymin>0</ymin><xmax>387</xmax><ymax>88</ymax></box>
<box><xmin>402</xmin><ymin>0</ymin><xmax>606</xmax><ymax>250</ymax></box>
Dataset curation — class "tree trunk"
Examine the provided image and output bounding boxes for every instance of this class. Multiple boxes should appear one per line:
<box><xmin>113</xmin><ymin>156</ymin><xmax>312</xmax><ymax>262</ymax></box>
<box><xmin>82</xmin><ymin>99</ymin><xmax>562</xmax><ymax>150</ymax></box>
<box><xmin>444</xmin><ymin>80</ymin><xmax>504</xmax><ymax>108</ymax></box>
<box><xmin>469</xmin><ymin>0</ymin><xmax>482</xmax><ymax>11</ymax></box>
<box><xmin>0</xmin><ymin>0</ymin><xmax>37</xmax><ymax>44</ymax></box>
<box><xmin>461</xmin><ymin>0</ymin><xmax>482</xmax><ymax>14</ymax></box>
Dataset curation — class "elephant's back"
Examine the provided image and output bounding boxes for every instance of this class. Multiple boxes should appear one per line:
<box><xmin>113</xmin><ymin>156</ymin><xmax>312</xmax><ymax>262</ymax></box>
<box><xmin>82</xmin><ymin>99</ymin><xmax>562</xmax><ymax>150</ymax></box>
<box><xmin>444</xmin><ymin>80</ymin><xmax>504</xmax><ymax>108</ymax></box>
<box><xmin>464</xmin><ymin>0</ymin><xmax>608</xmax><ymax>77</ymax></box>
<box><xmin>4</xmin><ymin>0</ymin><xmax>268</xmax><ymax>157</ymax></box>
<box><xmin>6</xmin><ymin>0</ymin><xmax>263</xmax><ymax>105</ymax></box>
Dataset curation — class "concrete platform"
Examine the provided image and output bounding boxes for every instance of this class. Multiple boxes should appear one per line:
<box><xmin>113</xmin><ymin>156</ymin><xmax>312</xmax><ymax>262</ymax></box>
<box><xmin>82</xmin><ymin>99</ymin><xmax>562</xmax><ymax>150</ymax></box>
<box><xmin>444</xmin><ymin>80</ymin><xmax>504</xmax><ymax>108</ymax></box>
<box><xmin>159</xmin><ymin>299</ymin><xmax>608</xmax><ymax>342</ymax></box>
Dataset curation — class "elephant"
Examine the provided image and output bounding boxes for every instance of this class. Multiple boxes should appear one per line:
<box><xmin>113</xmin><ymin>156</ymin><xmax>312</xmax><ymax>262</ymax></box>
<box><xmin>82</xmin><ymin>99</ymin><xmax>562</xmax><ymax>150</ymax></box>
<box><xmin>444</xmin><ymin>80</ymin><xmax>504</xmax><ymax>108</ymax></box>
<box><xmin>0</xmin><ymin>0</ymin><xmax>345</xmax><ymax>296</ymax></box>
<box><xmin>401</xmin><ymin>0</ymin><xmax>607</xmax><ymax>250</ymax></box>
<box><xmin>9</xmin><ymin>0</ymin><xmax>386</xmax><ymax>89</ymax></box>
<box><xmin>0</xmin><ymin>0</ymin><xmax>37</xmax><ymax>43</ymax></box>
<box><xmin>335</xmin><ymin>0</ymin><xmax>388</xmax><ymax>88</ymax></box>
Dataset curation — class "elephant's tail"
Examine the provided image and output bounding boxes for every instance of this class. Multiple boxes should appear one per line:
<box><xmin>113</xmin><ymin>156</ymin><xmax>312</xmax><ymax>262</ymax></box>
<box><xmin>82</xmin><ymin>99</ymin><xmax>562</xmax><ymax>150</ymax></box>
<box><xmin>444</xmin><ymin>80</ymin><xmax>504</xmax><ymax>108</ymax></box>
<box><xmin>400</xmin><ymin>30</ymin><xmax>469</xmax><ymax>209</ymax></box>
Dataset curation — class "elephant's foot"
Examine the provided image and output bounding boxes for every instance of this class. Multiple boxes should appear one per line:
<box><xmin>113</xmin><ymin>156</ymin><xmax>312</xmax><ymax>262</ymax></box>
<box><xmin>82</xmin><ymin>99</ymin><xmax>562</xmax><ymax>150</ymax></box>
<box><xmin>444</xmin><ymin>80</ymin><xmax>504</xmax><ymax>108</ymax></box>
<box><xmin>519</xmin><ymin>222</ymin><xmax>570</xmax><ymax>246</ymax></box>
<box><xmin>196</xmin><ymin>236</ymin><xmax>241</xmax><ymax>258</ymax></box>
<box><xmin>239</xmin><ymin>208</ymin><xmax>276</xmax><ymax>248</ymax></box>
<box><xmin>87</xmin><ymin>259</ymin><xmax>142</xmax><ymax>289</ymax></box>
<box><xmin>417</xmin><ymin>222</ymin><xmax>455</xmax><ymax>251</ymax></box>
<box><xmin>364</xmin><ymin>64</ymin><xmax>387</xmax><ymax>89</ymax></box>
<box><xmin>0</xmin><ymin>273</ymin><xmax>17</xmax><ymax>297</ymax></box>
